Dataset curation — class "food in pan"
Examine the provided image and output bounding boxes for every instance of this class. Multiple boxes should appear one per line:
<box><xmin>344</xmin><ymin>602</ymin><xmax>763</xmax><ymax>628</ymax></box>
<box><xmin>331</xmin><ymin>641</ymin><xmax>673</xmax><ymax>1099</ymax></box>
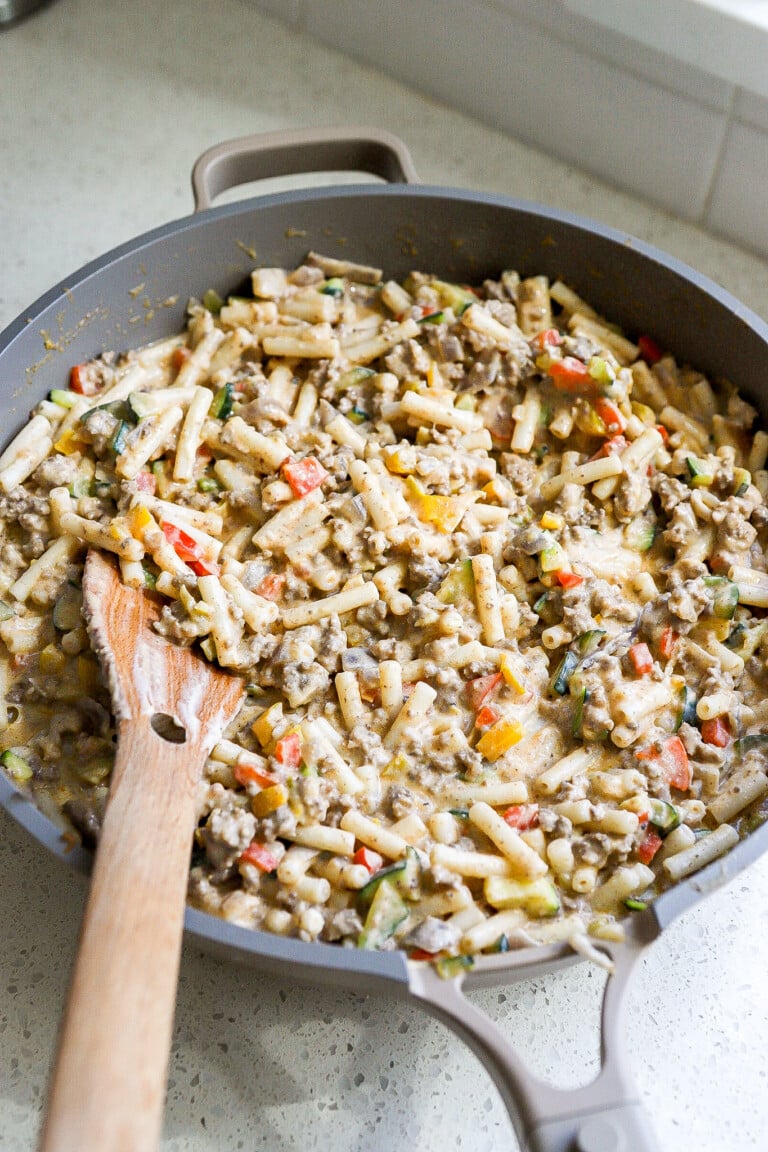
<box><xmin>1</xmin><ymin>251</ymin><xmax>767</xmax><ymax>967</ymax></box>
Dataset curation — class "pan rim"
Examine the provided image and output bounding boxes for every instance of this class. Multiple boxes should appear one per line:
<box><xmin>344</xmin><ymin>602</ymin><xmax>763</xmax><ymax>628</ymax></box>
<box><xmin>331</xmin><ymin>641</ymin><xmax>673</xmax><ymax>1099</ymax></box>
<box><xmin>2</xmin><ymin>179</ymin><xmax>768</xmax><ymax>985</ymax></box>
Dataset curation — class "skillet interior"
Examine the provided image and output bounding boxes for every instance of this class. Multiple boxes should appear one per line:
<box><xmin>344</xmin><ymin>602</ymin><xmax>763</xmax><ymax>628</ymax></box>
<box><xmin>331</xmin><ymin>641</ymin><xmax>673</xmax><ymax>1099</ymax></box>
<box><xmin>2</xmin><ymin>182</ymin><xmax>768</xmax><ymax>989</ymax></box>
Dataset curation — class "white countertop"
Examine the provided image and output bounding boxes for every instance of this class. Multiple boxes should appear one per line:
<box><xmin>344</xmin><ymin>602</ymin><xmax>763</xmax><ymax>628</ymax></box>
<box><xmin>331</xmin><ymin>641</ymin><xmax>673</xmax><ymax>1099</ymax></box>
<box><xmin>1</xmin><ymin>2</ymin><xmax>768</xmax><ymax>1149</ymax></box>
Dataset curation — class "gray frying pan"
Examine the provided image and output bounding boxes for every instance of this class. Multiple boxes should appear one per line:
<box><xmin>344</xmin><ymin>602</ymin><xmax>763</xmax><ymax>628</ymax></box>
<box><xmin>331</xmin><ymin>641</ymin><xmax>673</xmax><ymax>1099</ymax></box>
<box><xmin>1</xmin><ymin>127</ymin><xmax>767</xmax><ymax>1152</ymax></box>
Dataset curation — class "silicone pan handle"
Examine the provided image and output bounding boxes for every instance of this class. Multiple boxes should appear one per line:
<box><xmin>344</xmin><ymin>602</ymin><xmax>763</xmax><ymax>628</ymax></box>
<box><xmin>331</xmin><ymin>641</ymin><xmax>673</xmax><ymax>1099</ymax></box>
<box><xmin>410</xmin><ymin>926</ymin><xmax>661</xmax><ymax>1152</ymax></box>
<box><xmin>191</xmin><ymin>125</ymin><xmax>419</xmax><ymax>211</ymax></box>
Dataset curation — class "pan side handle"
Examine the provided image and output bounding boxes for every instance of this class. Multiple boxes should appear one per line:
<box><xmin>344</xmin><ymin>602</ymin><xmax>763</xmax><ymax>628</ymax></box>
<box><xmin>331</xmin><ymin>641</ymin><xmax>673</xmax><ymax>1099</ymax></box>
<box><xmin>410</xmin><ymin>933</ymin><xmax>661</xmax><ymax>1152</ymax></box>
<box><xmin>191</xmin><ymin>126</ymin><xmax>419</xmax><ymax>211</ymax></box>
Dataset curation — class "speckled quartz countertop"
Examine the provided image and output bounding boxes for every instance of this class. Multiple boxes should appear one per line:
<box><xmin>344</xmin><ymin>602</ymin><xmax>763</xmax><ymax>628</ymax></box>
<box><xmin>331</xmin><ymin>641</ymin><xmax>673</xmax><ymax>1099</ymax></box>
<box><xmin>2</xmin><ymin>1</ymin><xmax>768</xmax><ymax>1149</ymax></box>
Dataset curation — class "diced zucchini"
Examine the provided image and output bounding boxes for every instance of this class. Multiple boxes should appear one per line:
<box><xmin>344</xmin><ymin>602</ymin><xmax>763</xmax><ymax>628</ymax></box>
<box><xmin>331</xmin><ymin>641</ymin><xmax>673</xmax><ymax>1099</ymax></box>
<box><xmin>68</xmin><ymin>473</ymin><xmax>92</xmax><ymax>498</ymax></box>
<box><xmin>109</xmin><ymin>419</ymin><xmax>129</xmax><ymax>455</ymax></box>
<box><xmin>199</xmin><ymin>636</ymin><xmax>217</xmax><ymax>662</ymax></box>
<box><xmin>733</xmin><ymin>467</ymin><xmax>751</xmax><ymax>497</ymax></box>
<box><xmin>83</xmin><ymin>398</ymin><xmax>136</xmax><ymax>425</ymax></box>
<box><xmin>0</xmin><ymin>750</ymin><xmax>33</xmax><ymax>783</ymax></box>
<box><xmin>142</xmin><ymin>566</ymin><xmax>158</xmax><ymax>591</ymax></box>
<box><xmin>334</xmin><ymin>366</ymin><xmax>376</xmax><ymax>391</ymax></box>
<box><xmin>448</xmin><ymin>807</ymin><xmax>469</xmax><ymax>819</ymax></box>
<box><xmin>647</xmin><ymin>798</ymin><xmax>681</xmax><ymax>837</ymax></box>
<box><xmin>704</xmin><ymin>576</ymin><xmax>739</xmax><ymax>620</ymax></box>
<box><xmin>417</xmin><ymin>310</ymin><xmax>444</xmax><ymax>325</ymax></box>
<box><xmin>197</xmin><ymin>476</ymin><xmax>222</xmax><ymax>493</ymax></box>
<box><xmin>128</xmin><ymin>393</ymin><xmax>156</xmax><ymax>420</ymax></box>
<box><xmin>587</xmin><ymin>356</ymin><xmax>615</xmax><ymax>386</ymax></box>
<box><xmin>358</xmin><ymin>879</ymin><xmax>409</xmax><ymax>950</ymax></box>
<box><xmin>675</xmin><ymin>685</ymin><xmax>698</xmax><ymax>731</ymax></box>
<box><xmin>623</xmin><ymin>513</ymin><xmax>657</xmax><ymax>552</ymax></box>
<box><xmin>429</xmin><ymin>280</ymin><xmax>477</xmax><ymax>315</ymax></box>
<box><xmin>358</xmin><ymin>847</ymin><xmax>421</xmax><ymax>910</ymax></box>
<box><xmin>53</xmin><ymin>583</ymin><xmax>83</xmax><ymax>632</ymax></box>
<box><xmin>202</xmin><ymin>288</ymin><xmax>224</xmax><ymax>314</ymax></box>
<box><xmin>539</xmin><ymin>539</ymin><xmax>567</xmax><ymax>574</ymax></box>
<box><xmin>575</xmin><ymin>629</ymin><xmax>606</xmax><ymax>656</ymax></box>
<box><xmin>347</xmin><ymin>406</ymin><xmax>368</xmax><ymax>424</ymax></box>
<box><xmin>436</xmin><ymin>558</ymin><xmax>475</xmax><ymax>604</ymax></box>
<box><xmin>435</xmin><ymin>954</ymin><xmax>474</xmax><ymax>979</ymax></box>
<box><xmin>686</xmin><ymin>456</ymin><xmax>713</xmax><ymax>488</ymax></box>
<box><xmin>320</xmin><ymin>277</ymin><xmax>344</xmax><ymax>298</ymax></box>
<box><xmin>209</xmin><ymin>382</ymin><xmax>235</xmax><ymax>420</ymax></box>
<box><xmin>624</xmin><ymin>898</ymin><xmax>648</xmax><ymax>912</ymax></box>
<box><xmin>726</xmin><ymin>618</ymin><xmax>768</xmax><ymax>658</ymax></box>
<box><xmin>733</xmin><ymin>733</ymin><xmax>768</xmax><ymax>756</ymax></box>
<box><xmin>572</xmin><ymin>687</ymin><xmax>588</xmax><ymax>739</ymax></box>
<box><xmin>549</xmin><ymin>650</ymin><xmax>578</xmax><ymax>696</ymax></box>
<box><xmin>484</xmin><ymin>875</ymin><xmax>560</xmax><ymax>917</ymax></box>
<box><xmin>0</xmin><ymin>600</ymin><xmax>14</xmax><ymax>623</ymax></box>
<box><xmin>49</xmin><ymin>388</ymin><xmax>79</xmax><ymax>409</ymax></box>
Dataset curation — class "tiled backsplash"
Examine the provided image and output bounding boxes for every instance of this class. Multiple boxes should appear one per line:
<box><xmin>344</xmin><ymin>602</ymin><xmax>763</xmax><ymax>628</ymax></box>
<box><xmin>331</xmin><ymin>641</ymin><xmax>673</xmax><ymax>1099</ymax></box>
<box><xmin>247</xmin><ymin>0</ymin><xmax>768</xmax><ymax>260</ymax></box>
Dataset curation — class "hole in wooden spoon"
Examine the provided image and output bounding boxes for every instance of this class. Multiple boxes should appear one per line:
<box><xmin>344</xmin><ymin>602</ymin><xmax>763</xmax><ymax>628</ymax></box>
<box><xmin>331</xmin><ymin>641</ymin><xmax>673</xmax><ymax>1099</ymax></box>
<box><xmin>151</xmin><ymin>713</ymin><xmax>187</xmax><ymax>744</ymax></box>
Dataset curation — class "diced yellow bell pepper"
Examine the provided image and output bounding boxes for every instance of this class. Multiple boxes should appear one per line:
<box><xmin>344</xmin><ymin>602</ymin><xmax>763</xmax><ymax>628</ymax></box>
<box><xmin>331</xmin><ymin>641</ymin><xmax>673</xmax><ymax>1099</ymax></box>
<box><xmin>39</xmin><ymin>643</ymin><xmax>67</xmax><ymax>676</ymax></box>
<box><xmin>127</xmin><ymin>502</ymin><xmax>153</xmax><ymax>540</ymax></box>
<box><xmin>250</xmin><ymin>783</ymin><xmax>288</xmax><ymax>818</ymax></box>
<box><xmin>499</xmin><ymin>653</ymin><xmax>526</xmax><ymax>695</ymax></box>
<box><xmin>454</xmin><ymin>394</ymin><xmax>476</xmax><ymax>412</ymax></box>
<box><xmin>53</xmin><ymin>428</ymin><xmax>82</xmax><ymax>456</ymax></box>
<box><xmin>406</xmin><ymin>477</ymin><xmax>475</xmax><ymax>533</ymax></box>
<box><xmin>539</xmin><ymin>511</ymin><xmax>563</xmax><ymax>531</ymax></box>
<box><xmin>630</xmin><ymin>401</ymin><xmax>656</xmax><ymax>425</ymax></box>
<box><xmin>427</xmin><ymin>361</ymin><xmax>442</xmax><ymax>390</ymax></box>
<box><xmin>383</xmin><ymin>447</ymin><xmax>415</xmax><ymax>475</ymax></box>
<box><xmin>476</xmin><ymin>718</ymin><xmax>524</xmax><ymax>762</ymax></box>
<box><xmin>252</xmin><ymin>702</ymin><xmax>283</xmax><ymax>747</ymax></box>
<box><xmin>382</xmin><ymin>752</ymin><xmax>410</xmax><ymax>778</ymax></box>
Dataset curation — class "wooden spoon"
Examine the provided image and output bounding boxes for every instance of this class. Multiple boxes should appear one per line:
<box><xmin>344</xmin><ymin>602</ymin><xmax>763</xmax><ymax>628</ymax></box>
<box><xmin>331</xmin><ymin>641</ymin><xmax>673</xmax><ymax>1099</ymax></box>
<box><xmin>40</xmin><ymin>550</ymin><xmax>245</xmax><ymax>1152</ymax></box>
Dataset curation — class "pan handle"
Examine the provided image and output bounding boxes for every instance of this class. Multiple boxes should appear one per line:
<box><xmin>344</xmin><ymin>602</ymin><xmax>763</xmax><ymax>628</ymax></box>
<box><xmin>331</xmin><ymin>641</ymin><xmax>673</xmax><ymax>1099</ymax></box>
<box><xmin>191</xmin><ymin>126</ymin><xmax>420</xmax><ymax>211</ymax></box>
<box><xmin>409</xmin><ymin>933</ymin><xmax>661</xmax><ymax>1152</ymax></box>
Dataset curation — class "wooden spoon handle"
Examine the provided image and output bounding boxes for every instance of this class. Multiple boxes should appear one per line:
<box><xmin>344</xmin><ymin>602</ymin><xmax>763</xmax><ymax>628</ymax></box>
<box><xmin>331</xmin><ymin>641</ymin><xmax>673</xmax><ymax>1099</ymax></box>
<box><xmin>40</xmin><ymin>716</ymin><xmax>207</xmax><ymax>1152</ymax></box>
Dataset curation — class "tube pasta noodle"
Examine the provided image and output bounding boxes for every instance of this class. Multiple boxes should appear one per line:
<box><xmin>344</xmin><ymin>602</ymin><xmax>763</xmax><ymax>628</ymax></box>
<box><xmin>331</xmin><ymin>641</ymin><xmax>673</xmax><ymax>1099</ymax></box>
<box><xmin>1</xmin><ymin>251</ymin><xmax>764</xmax><ymax>964</ymax></box>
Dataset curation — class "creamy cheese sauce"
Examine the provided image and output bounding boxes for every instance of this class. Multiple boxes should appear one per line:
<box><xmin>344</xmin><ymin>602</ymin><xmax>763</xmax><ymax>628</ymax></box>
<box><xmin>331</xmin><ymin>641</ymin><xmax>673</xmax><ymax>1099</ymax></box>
<box><xmin>1</xmin><ymin>255</ymin><xmax>767</xmax><ymax>966</ymax></box>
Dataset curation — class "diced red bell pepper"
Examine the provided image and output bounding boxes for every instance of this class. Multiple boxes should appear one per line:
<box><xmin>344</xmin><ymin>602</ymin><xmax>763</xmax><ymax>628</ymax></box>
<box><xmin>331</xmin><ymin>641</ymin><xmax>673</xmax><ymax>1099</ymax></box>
<box><xmin>239</xmin><ymin>841</ymin><xmax>280</xmax><ymax>873</ymax></box>
<box><xmin>257</xmin><ymin>573</ymin><xmax>285</xmax><ymax>602</ymax></box>
<box><xmin>532</xmin><ymin>328</ymin><xmax>562</xmax><ymax>351</ymax></box>
<box><xmin>659</xmin><ymin>626</ymin><xmax>678</xmax><ymax>660</ymax></box>
<box><xmin>189</xmin><ymin>556</ymin><xmax>220</xmax><ymax>578</ymax></box>
<box><xmin>353</xmin><ymin>846</ymin><xmax>384</xmax><ymax>874</ymax></box>
<box><xmin>281</xmin><ymin>456</ymin><xmax>329</xmax><ymax>498</ymax></box>
<box><xmin>69</xmin><ymin>363</ymin><xmax>101</xmax><ymax>396</ymax></box>
<box><xmin>701</xmin><ymin>716</ymin><xmax>731</xmax><ymax>748</ymax></box>
<box><xmin>637</xmin><ymin>735</ymin><xmax>691</xmax><ymax>792</ymax></box>
<box><xmin>465</xmin><ymin>672</ymin><xmax>503</xmax><ymax>710</ymax></box>
<box><xmin>475</xmin><ymin>704</ymin><xmax>501</xmax><ymax>729</ymax></box>
<box><xmin>628</xmin><ymin>642</ymin><xmax>653</xmax><ymax>676</ymax></box>
<box><xmin>502</xmin><ymin>803</ymin><xmax>539</xmax><ymax>831</ymax></box>
<box><xmin>274</xmin><ymin>732</ymin><xmax>302</xmax><ymax>768</ymax></box>
<box><xmin>134</xmin><ymin>469</ymin><xmax>157</xmax><ymax>495</ymax></box>
<box><xmin>162</xmin><ymin>521</ymin><xmax>220</xmax><ymax>578</ymax></box>
<box><xmin>548</xmin><ymin>356</ymin><xmax>596</xmax><ymax>394</ymax></box>
<box><xmin>638</xmin><ymin>335</ymin><xmax>663</xmax><ymax>365</ymax></box>
<box><xmin>655</xmin><ymin>424</ymin><xmax>669</xmax><ymax>445</ymax></box>
<box><xmin>593</xmin><ymin>397</ymin><xmax>626</xmax><ymax>434</ymax></box>
<box><xmin>409</xmin><ymin>948</ymin><xmax>440</xmax><ymax>961</ymax></box>
<box><xmin>590</xmin><ymin>434</ymin><xmax>628</xmax><ymax>461</ymax></box>
<box><xmin>171</xmin><ymin>346</ymin><xmax>191</xmax><ymax>372</ymax></box>
<box><xmin>637</xmin><ymin>828</ymin><xmax>663</xmax><ymax>864</ymax></box>
<box><xmin>234</xmin><ymin>761</ymin><xmax>279</xmax><ymax>789</ymax></box>
<box><xmin>555</xmin><ymin>569</ymin><xmax>584</xmax><ymax>589</ymax></box>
